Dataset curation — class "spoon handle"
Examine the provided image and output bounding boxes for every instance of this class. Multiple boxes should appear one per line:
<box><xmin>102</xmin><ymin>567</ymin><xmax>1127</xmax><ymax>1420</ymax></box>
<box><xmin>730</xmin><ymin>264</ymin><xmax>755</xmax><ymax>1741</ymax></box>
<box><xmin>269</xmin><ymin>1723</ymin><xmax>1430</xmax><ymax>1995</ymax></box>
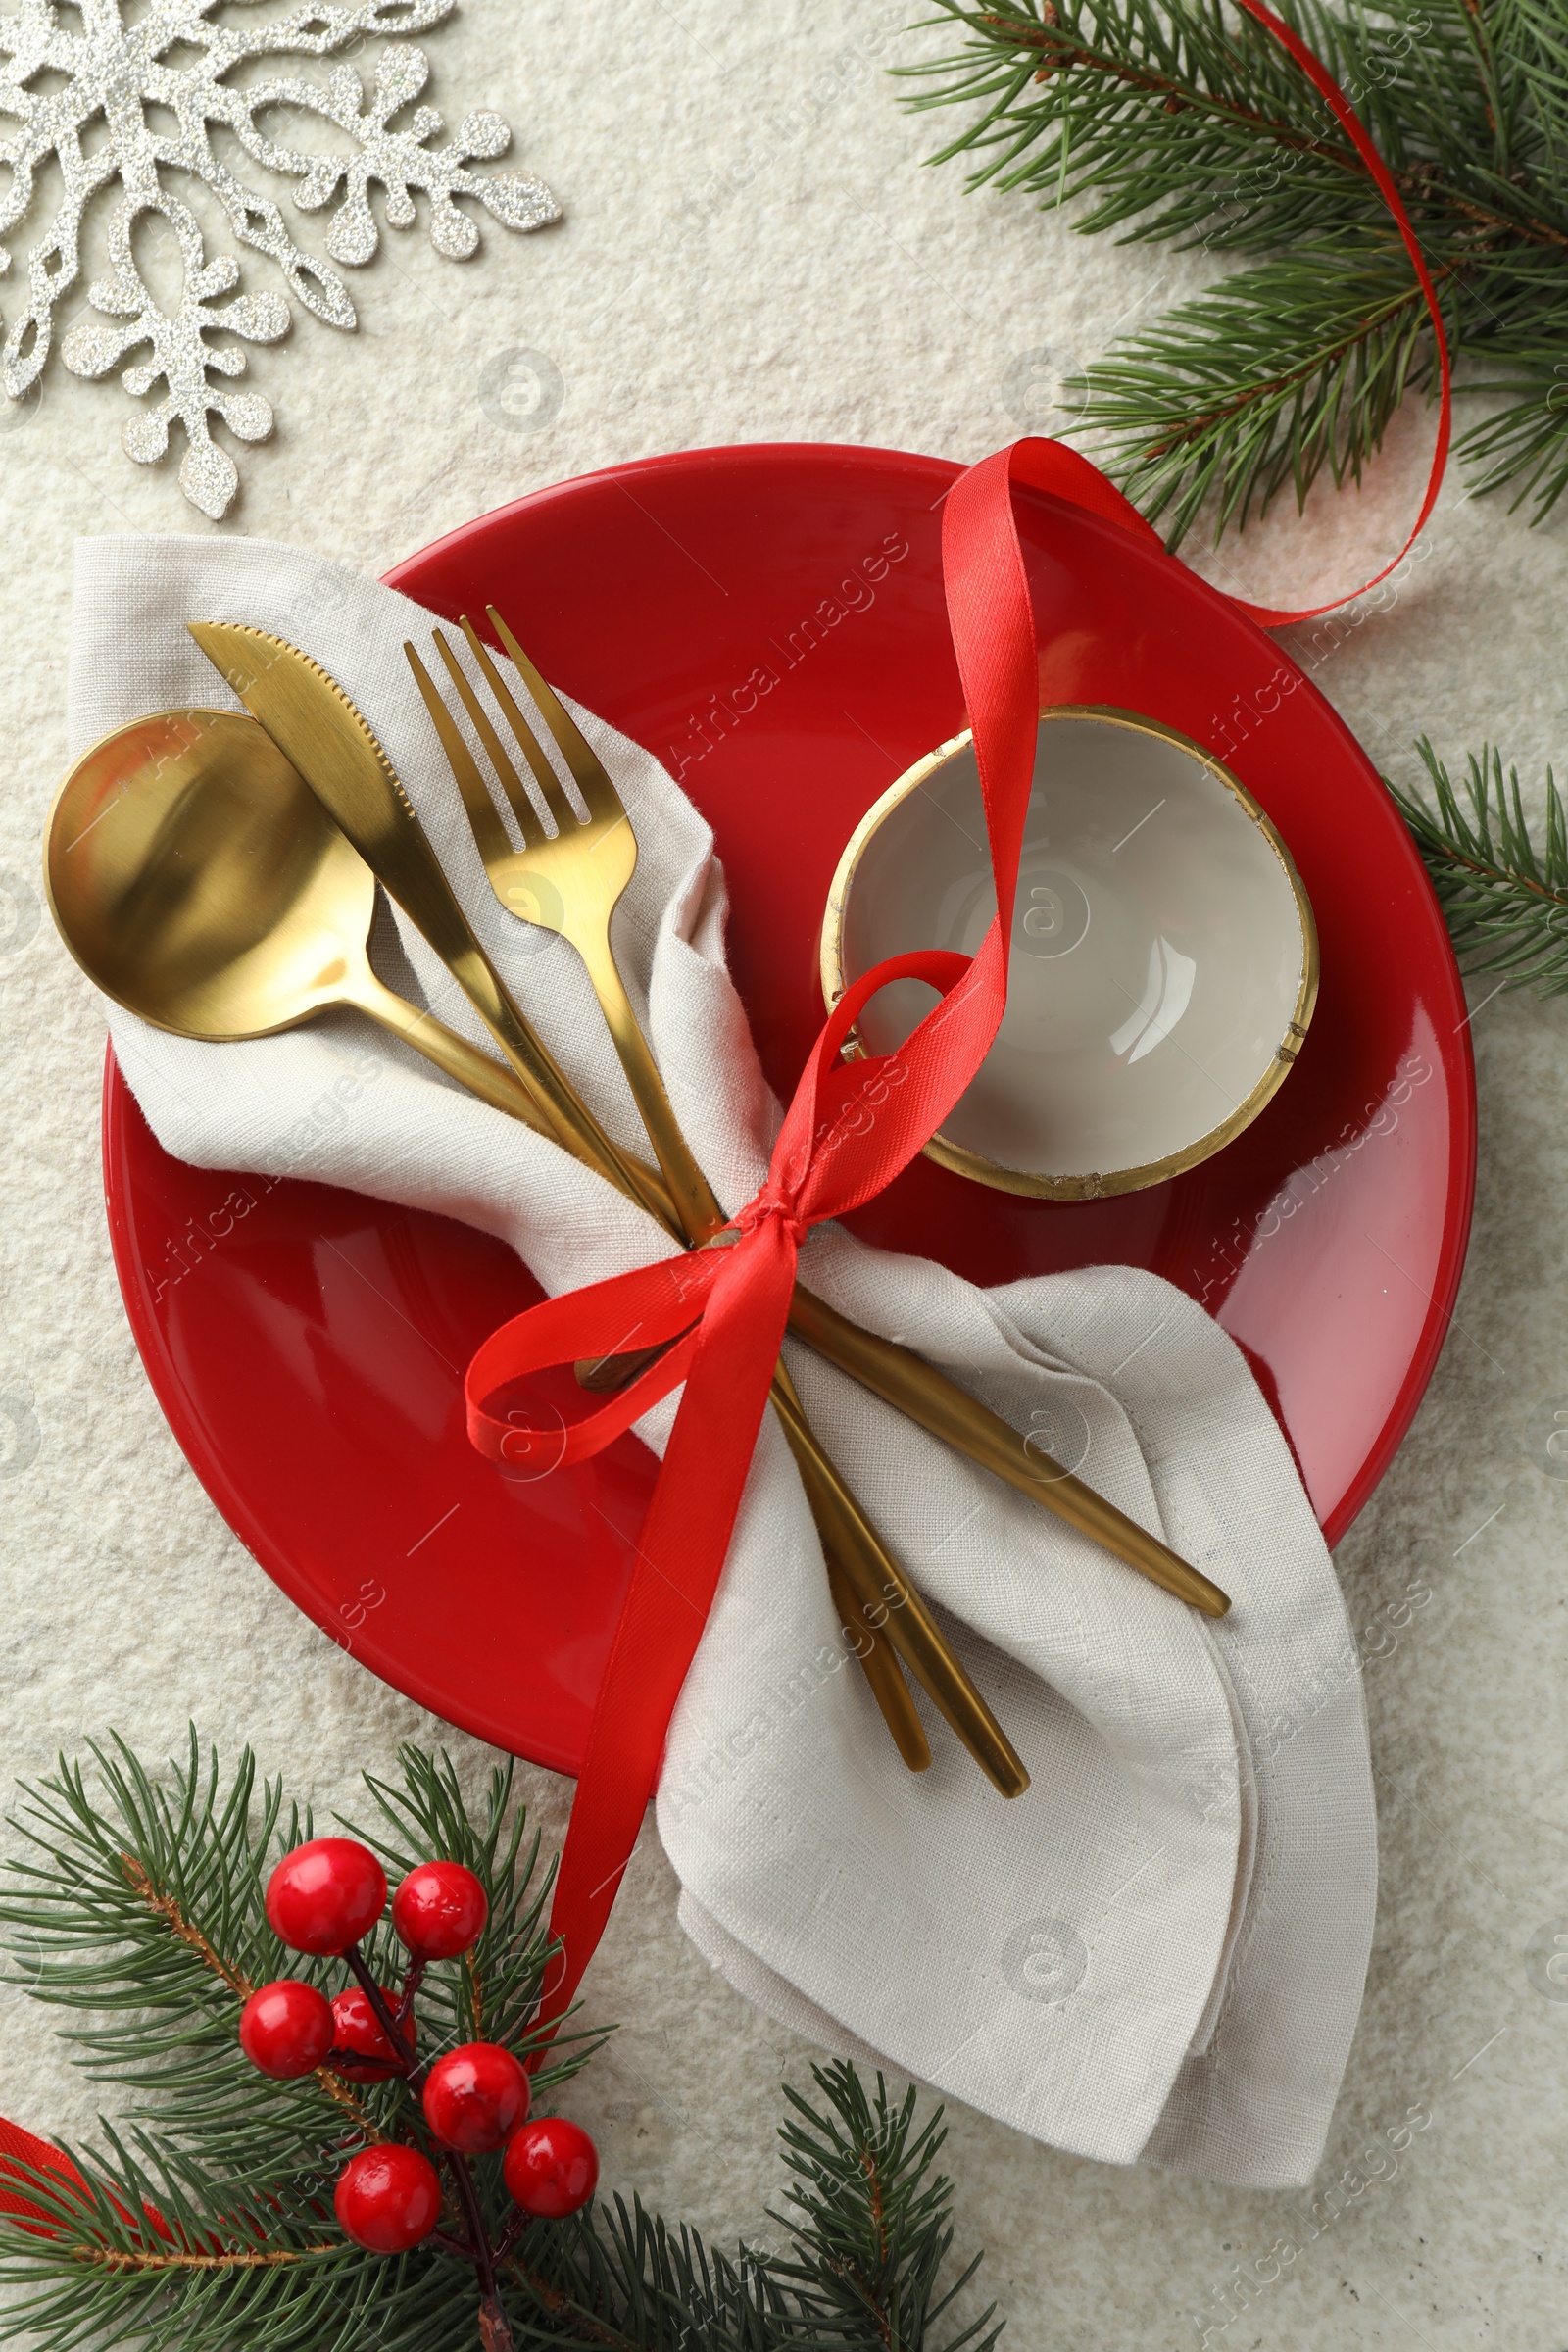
<box><xmin>343</xmin><ymin>970</ymin><xmax>563</xmax><ymax>1133</ymax></box>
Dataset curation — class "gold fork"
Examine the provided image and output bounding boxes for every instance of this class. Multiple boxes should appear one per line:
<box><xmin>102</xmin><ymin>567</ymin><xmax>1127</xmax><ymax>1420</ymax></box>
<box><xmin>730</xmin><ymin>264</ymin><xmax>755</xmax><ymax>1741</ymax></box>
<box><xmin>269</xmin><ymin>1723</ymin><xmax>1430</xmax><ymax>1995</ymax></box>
<box><xmin>406</xmin><ymin>615</ymin><xmax>1030</xmax><ymax>1797</ymax></box>
<box><xmin>420</xmin><ymin>613</ymin><xmax>723</xmax><ymax>1250</ymax></box>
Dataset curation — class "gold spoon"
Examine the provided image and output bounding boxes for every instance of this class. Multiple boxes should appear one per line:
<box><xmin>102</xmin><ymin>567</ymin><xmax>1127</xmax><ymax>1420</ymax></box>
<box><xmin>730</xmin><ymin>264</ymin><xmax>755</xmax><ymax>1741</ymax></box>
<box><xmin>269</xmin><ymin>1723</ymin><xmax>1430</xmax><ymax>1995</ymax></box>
<box><xmin>44</xmin><ymin>709</ymin><xmax>552</xmax><ymax>1121</ymax></box>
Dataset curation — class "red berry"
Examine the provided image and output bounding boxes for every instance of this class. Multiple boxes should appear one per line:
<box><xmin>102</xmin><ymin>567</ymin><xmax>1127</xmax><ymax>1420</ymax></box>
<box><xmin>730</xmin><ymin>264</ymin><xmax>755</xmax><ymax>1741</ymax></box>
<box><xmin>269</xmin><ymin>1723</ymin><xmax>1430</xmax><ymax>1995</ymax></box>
<box><xmin>330</xmin><ymin>1985</ymin><xmax>414</xmax><ymax>2081</ymax></box>
<box><xmin>422</xmin><ymin>2042</ymin><xmax>529</xmax><ymax>2153</ymax></box>
<box><xmin>266</xmin><ymin>1838</ymin><xmax>386</xmax><ymax>1955</ymax></box>
<box><xmin>392</xmin><ymin>1861</ymin><xmax>488</xmax><ymax>1961</ymax></box>
<box><xmin>238</xmin><ymin>1979</ymin><xmax>334</xmax><ymax>2080</ymax></box>
<box><xmin>333</xmin><ymin>2144</ymin><xmax>441</xmax><ymax>2254</ymax></box>
<box><xmin>503</xmin><ymin>2115</ymin><xmax>598</xmax><ymax>2219</ymax></box>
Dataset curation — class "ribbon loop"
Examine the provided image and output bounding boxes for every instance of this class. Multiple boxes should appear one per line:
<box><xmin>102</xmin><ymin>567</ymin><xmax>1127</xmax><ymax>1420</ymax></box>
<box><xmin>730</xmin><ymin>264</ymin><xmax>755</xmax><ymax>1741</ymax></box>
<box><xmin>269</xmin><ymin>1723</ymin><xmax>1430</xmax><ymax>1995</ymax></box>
<box><xmin>465</xmin><ymin>1254</ymin><xmax>716</xmax><ymax>1472</ymax></box>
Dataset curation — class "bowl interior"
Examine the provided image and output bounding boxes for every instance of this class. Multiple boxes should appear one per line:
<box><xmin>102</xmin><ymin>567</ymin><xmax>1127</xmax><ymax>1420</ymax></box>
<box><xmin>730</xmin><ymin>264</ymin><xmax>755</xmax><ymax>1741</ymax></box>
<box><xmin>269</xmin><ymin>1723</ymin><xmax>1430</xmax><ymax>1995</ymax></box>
<box><xmin>835</xmin><ymin>710</ymin><xmax>1313</xmax><ymax>1192</ymax></box>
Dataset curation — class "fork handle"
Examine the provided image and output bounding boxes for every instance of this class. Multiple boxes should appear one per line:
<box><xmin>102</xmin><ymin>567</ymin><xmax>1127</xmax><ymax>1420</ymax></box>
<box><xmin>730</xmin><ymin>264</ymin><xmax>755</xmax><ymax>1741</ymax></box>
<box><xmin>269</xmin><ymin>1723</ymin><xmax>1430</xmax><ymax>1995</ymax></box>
<box><xmin>448</xmin><ymin>938</ymin><xmax>674</xmax><ymax>1220</ymax></box>
<box><xmin>570</xmin><ymin>928</ymin><xmax>727</xmax><ymax>1244</ymax></box>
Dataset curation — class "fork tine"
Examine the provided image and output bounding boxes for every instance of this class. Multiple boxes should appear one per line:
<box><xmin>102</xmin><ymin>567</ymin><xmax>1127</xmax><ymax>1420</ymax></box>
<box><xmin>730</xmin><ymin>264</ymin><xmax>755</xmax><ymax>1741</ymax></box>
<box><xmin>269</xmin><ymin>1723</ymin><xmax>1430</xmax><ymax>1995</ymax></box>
<box><xmin>455</xmin><ymin>616</ymin><xmax>579</xmax><ymax>840</ymax></box>
<box><xmin>431</xmin><ymin>628</ymin><xmax>554</xmax><ymax>848</ymax></box>
<box><xmin>403</xmin><ymin>640</ymin><xmax>515</xmax><ymax>866</ymax></box>
<box><xmin>486</xmin><ymin>605</ymin><xmax>621</xmax><ymax>825</ymax></box>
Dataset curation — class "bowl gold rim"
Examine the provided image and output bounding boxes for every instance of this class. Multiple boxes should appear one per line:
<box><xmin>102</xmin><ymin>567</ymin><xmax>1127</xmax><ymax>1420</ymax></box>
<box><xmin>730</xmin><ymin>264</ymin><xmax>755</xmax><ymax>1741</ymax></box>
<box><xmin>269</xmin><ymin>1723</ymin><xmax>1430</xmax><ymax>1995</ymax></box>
<box><xmin>818</xmin><ymin>704</ymin><xmax>1320</xmax><ymax>1201</ymax></box>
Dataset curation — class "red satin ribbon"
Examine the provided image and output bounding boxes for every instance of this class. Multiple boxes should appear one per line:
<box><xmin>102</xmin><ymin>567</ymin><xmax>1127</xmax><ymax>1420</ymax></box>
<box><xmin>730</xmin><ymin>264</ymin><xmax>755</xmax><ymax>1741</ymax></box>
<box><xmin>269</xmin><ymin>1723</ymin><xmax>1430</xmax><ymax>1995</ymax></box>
<box><xmin>0</xmin><ymin>2120</ymin><xmax>85</xmax><ymax>2227</ymax></box>
<box><xmin>0</xmin><ymin>7</ymin><xmax>1457</xmax><ymax>2205</ymax></box>
<box><xmin>466</xmin><ymin>12</ymin><xmax>1454</xmax><ymax>2053</ymax></box>
<box><xmin>469</xmin><ymin>937</ymin><xmax>1016</xmax><ymax>2045</ymax></box>
<box><xmin>469</xmin><ymin>444</ymin><xmax>1173</xmax><ymax>2052</ymax></box>
<box><xmin>1228</xmin><ymin>0</ymin><xmax>1452</xmax><ymax>627</ymax></box>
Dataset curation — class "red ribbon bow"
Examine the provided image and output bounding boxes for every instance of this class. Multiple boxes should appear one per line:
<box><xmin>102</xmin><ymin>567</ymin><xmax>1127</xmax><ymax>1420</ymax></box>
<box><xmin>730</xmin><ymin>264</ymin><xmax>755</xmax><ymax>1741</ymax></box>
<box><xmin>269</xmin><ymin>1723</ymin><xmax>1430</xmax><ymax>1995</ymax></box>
<box><xmin>464</xmin><ymin>437</ymin><xmax>1098</xmax><ymax>2044</ymax></box>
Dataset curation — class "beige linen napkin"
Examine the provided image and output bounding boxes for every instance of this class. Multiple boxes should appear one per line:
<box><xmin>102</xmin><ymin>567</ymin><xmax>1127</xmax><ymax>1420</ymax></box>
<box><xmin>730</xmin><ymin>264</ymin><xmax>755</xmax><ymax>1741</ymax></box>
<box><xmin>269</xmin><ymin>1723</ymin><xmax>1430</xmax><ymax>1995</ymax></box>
<box><xmin>68</xmin><ymin>532</ymin><xmax>1376</xmax><ymax>2186</ymax></box>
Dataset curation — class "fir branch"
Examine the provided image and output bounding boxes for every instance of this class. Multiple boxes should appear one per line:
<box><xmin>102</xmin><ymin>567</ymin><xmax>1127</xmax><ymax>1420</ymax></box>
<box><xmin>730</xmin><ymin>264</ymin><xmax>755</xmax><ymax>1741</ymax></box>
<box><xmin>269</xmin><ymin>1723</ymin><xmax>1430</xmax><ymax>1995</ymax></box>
<box><xmin>1452</xmin><ymin>331</ymin><xmax>1568</xmax><ymax>515</ymax></box>
<box><xmin>73</xmin><ymin>2240</ymin><xmax>338</xmax><ymax>2273</ymax></box>
<box><xmin>502</xmin><ymin>2197</ymin><xmax>782</xmax><ymax>2350</ymax></box>
<box><xmin>767</xmin><ymin>2064</ymin><xmax>1001</xmax><ymax>2352</ymax></box>
<box><xmin>115</xmin><ymin>1838</ymin><xmax>385</xmax><ymax>2143</ymax></box>
<box><xmin>118</xmin><ymin>1848</ymin><xmax>252</xmax><ymax>1996</ymax></box>
<box><xmin>1388</xmin><ymin>737</ymin><xmax>1568</xmax><ymax>991</ymax></box>
<box><xmin>0</xmin><ymin>1732</ymin><xmax>388</xmax><ymax>2175</ymax></box>
<box><xmin>0</xmin><ymin>1737</ymin><xmax>1005</xmax><ymax>2352</ymax></box>
<box><xmin>1493</xmin><ymin>0</ymin><xmax>1568</xmax><ymax>165</ymax></box>
<box><xmin>1075</xmin><ymin>248</ymin><xmax>1438</xmax><ymax>543</ymax></box>
<box><xmin>904</xmin><ymin>0</ymin><xmax>1568</xmax><ymax>541</ymax></box>
<box><xmin>0</xmin><ymin>2124</ymin><xmax>369</xmax><ymax>2352</ymax></box>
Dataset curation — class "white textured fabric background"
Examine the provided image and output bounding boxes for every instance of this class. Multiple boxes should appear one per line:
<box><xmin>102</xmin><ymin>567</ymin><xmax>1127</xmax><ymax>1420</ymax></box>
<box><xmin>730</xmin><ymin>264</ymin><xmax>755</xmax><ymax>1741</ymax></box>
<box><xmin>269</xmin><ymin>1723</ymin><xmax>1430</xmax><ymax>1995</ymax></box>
<box><xmin>0</xmin><ymin>2</ymin><xmax>1564</xmax><ymax>2344</ymax></box>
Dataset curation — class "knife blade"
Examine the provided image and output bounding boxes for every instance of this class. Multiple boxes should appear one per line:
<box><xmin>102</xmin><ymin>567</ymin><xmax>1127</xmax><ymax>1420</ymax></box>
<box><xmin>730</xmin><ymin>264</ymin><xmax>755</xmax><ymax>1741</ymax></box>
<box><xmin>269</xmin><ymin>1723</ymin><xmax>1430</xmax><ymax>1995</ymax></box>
<box><xmin>187</xmin><ymin>621</ymin><xmax>660</xmax><ymax>1214</ymax></box>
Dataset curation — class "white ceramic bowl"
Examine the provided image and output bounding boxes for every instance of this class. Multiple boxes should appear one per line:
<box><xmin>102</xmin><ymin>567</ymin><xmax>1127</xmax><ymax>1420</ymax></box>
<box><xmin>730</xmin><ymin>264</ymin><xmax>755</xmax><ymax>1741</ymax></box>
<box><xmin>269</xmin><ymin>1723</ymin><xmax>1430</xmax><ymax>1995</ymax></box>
<box><xmin>820</xmin><ymin>707</ymin><xmax>1318</xmax><ymax>1200</ymax></box>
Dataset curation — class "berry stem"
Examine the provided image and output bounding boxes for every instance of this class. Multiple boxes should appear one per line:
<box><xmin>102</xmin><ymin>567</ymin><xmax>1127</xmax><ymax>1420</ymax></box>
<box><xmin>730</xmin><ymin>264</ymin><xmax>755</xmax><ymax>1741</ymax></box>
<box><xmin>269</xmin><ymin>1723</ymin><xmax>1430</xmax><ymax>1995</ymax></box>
<box><xmin>342</xmin><ymin>1943</ymin><xmax>421</xmax><ymax>2080</ymax></box>
<box><xmin>444</xmin><ymin>2151</ymin><xmax>514</xmax><ymax>2352</ymax></box>
<box><xmin>477</xmin><ymin>2297</ymin><xmax>516</xmax><ymax>2352</ymax></box>
<box><xmin>397</xmin><ymin>1957</ymin><xmax>426</xmax><ymax>2031</ymax></box>
<box><xmin>492</xmin><ymin>2212</ymin><xmax>526</xmax><ymax>2265</ymax></box>
<box><xmin>340</xmin><ymin>1944</ymin><xmax>513</xmax><ymax>2347</ymax></box>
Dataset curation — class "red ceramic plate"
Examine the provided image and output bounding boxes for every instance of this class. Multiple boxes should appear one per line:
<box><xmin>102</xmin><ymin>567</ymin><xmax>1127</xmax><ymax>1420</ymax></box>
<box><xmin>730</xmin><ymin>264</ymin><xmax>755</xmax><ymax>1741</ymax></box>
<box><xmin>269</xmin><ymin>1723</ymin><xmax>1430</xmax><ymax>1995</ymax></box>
<box><xmin>103</xmin><ymin>443</ymin><xmax>1476</xmax><ymax>1775</ymax></box>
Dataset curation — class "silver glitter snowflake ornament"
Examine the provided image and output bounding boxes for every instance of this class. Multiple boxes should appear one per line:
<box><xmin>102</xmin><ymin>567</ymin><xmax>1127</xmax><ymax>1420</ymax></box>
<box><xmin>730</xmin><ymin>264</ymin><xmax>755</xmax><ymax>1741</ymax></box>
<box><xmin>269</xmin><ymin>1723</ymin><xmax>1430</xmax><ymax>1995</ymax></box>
<box><xmin>0</xmin><ymin>2</ymin><xmax>562</xmax><ymax>516</ymax></box>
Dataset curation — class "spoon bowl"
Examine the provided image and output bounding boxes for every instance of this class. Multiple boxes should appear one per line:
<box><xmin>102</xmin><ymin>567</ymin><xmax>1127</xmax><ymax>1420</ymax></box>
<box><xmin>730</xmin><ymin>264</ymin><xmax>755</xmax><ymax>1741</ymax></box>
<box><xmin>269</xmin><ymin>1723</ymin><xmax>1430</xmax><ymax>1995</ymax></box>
<box><xmin>44</xmin><ymin>708</ymin><xmax>548</xmax><ymax>1125</ymax></box>
<box><xmin>46</xmin><ymin>709</ymin><xmax>380</xmax><ymax>1040</ymax></box>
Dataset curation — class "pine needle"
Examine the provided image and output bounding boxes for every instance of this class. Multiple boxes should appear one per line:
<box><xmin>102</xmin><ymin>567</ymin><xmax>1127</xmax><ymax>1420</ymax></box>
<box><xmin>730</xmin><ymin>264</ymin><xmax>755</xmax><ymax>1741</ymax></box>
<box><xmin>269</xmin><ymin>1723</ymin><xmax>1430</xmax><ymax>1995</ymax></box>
<box><xmin>902</xmin><ymin>0</ymin><xmax>1568</xmax><ymax>541</ymax></box>
<box><xmin>1388</xmin><ymin>738</ymin><xmax>1568</xmax><ymax>993</ymax></box>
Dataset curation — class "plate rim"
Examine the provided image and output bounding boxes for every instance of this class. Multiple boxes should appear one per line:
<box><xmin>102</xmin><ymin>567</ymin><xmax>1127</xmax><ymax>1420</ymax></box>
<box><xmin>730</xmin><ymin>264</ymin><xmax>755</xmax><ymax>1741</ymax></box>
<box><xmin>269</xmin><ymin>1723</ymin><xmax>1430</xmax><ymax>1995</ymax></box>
<box><xmin>99</xmin><ymin>1054</ymin><xmax>641</xmax><ymax>1775</ymax></box>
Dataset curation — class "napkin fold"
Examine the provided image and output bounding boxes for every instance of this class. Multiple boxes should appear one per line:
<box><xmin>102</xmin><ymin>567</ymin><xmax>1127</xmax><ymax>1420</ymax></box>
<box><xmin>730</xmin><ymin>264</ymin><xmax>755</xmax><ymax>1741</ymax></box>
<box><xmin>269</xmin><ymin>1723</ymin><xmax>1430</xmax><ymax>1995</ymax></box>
<box><xmin>68</xmin><ymin>533</ymin><xmax>1376</xmax><ymax>2187</ymax></box>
